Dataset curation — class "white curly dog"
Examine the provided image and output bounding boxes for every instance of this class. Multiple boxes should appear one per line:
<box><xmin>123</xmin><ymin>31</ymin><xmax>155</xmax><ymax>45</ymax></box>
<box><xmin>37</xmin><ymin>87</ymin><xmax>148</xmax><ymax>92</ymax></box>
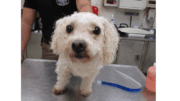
<box><xmin>51</xmin><ymin>12</ymin><xmax>119</xmax><ymax>96</ymax></box>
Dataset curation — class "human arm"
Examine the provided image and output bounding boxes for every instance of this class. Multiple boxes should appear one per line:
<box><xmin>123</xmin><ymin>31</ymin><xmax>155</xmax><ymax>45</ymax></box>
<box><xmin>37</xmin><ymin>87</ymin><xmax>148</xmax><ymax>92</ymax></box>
<box><xmin>21</xmin><ymin>7</ymin><xmax>36</xmax><ymax>59</ymax></box>
<box><xmin>76</xmin><ymin>0</ymin><xmax>92</xmax><ymax>13</ymax></box>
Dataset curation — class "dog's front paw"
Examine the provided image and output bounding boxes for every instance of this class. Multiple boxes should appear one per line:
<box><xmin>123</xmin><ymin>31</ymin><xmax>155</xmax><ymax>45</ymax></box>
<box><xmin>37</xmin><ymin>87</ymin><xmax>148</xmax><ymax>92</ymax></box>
<box><xmin>53</xmin><ymin>85</ymin><xmax>65</xmax><ymax>95</ymax></box>
<box><xmin>53</xmin><ymin>88</ymin><xmax>65</xmax><ymax>95</ymax></box>
<box><xmin>53</xmin><ymin>82</ymin><xmax>67</xmax><ymax>95</ymax></box>
<box><xmin>80</xmin><ymin>89</ymin><xmax>92</xmax><ymax>96</ymax></box>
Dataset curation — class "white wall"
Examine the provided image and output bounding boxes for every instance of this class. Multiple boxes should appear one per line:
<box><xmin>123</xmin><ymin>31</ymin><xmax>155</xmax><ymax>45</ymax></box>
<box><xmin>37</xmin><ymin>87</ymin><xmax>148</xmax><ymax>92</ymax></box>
<box><xmin>91</xmin><ymin>0</ymin><xmax>156</xmax><ymax>29</ymax></box>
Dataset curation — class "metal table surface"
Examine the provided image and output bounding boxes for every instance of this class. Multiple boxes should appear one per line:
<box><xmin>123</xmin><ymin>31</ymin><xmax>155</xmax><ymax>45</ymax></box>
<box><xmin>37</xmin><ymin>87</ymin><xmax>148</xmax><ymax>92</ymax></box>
<box><xmin>21</xmin><ymin>59</ymin><xmax>155</xmax><ymax>101</ymax></box>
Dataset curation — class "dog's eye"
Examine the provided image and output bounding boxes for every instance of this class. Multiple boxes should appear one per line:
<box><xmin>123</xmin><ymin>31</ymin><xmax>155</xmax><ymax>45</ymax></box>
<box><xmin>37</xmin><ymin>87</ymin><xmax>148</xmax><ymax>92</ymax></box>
<box><xmin>93</xmin><ymin>27</ymin><xmax>101</xmax><ymax>35</ymax></box>
<box><xmin>66</xmin><ymin>25</ymin><xmax>73</xmax><ymax>33</ymax></box>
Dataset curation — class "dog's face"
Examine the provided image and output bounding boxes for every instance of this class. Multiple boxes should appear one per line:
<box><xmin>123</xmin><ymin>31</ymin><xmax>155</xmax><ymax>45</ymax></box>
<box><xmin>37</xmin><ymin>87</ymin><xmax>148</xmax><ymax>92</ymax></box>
<box><xmin>51</xmin><ymin>12</ymin><xmax>119</xmax><ymax>65</ymax></box>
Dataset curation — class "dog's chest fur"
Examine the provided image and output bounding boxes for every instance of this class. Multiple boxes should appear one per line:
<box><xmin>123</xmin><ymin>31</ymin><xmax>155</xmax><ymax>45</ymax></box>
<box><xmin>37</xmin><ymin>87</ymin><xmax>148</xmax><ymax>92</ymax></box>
<box><xmin>68</xmin><ymin>58</ymin><xmax>103</xmax><ymax>77</ymax></box>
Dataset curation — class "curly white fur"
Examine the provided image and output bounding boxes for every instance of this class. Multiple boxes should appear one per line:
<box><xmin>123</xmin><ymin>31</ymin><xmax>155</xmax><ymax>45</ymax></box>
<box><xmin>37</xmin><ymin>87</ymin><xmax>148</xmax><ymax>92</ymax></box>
<box><xmin>50</xmin><ymin>12</ymin><xmax>119</xmax><ymax>96</ymax></box>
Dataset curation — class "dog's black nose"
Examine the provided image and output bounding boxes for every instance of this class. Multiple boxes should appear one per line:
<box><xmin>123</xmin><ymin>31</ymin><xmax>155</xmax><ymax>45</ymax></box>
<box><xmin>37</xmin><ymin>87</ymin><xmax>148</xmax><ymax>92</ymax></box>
<box><xmin>72</xmin><ymin>40</ymin><xmax>86</xmax><ymax>53</ymax></box>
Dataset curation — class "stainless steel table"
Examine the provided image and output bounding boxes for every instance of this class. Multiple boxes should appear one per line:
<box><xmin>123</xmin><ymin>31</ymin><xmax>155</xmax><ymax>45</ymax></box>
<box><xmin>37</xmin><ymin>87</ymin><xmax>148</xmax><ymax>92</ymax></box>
<box><xmin>21</xmin><ymin>59</ymin><xmax>155</xmax><ymax>101</ymax></box>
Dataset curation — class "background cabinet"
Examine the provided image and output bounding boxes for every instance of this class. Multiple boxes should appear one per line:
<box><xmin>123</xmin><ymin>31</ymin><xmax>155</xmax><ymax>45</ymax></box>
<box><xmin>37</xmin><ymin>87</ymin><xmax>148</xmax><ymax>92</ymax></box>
<box><xmin>116</xmin><ymin>38</ymin><xmax>155</xmax><ymax>73</ymax></box>
<box><xmin>142</xmin><ymin>41</ymin><xmax>156</xmax><ymax>72</ymax></box>
<box><xmin>23</xmin><ymin>33</ymin><xmax>42</xmax><ymax>59</ymax></box>
<box><xmin>116</xmin><ymin>40</ymin><xmax>144</xmax><ymax>68</ymax></box>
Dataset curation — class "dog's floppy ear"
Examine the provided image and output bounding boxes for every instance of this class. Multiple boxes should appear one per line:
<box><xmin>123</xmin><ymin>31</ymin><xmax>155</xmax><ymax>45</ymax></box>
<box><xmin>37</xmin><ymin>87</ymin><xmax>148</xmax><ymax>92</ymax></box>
<box><xmin>101</xmin><ymin>17</ymin><xmax>119</xmax><ymax>65</ymax></box>
<box><xmin>50</xmin><ymin>18</ymin><xmax>65</xmax><ymax>54</ymax></box>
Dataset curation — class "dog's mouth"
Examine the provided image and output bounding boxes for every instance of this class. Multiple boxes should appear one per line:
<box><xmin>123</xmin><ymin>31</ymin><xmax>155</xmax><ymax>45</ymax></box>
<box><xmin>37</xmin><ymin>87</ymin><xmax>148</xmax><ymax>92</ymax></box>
<box><xmin>74</xmin><ymin>53</ymin><xmax>89</xmax><ymax>59</ymax></box>
<box><xmin>74</xmin><ymin>52</ymin><xmax>90</xmax><ymax>59</ymax></box>
<box><xmin>69</xmin><ymin>52</ymin><xmax>90</xmax><ymax>63</ymax></box>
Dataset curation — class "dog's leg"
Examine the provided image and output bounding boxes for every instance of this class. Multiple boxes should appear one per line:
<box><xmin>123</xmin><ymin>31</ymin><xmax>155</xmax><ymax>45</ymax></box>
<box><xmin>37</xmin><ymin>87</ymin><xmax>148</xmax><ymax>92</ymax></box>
<box><xmin>53</xmin><ymin>62</ymin><xmax>71</xmax><ymax>95</ymax></box>
<box><xmin>80</xmin><ymin>73</ymin><xmax>97</xmax><ymax>96</ymax></box>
